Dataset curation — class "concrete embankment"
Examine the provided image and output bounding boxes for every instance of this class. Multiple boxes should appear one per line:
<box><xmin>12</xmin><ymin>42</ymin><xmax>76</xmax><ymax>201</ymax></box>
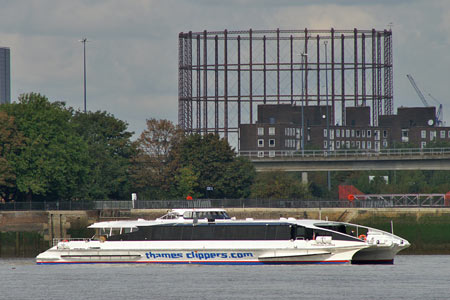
<box><xmin>1</xmin><ymin>208</ymin><xmax>450</xmax><ymax>257</ymax></box>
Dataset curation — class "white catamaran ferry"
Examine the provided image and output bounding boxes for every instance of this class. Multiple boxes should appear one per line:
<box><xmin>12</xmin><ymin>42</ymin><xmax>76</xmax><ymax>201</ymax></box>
<box><xmin>36</xmin><ymin>209</ymin><xmax>410</xmax><ymax>265</ymax></box>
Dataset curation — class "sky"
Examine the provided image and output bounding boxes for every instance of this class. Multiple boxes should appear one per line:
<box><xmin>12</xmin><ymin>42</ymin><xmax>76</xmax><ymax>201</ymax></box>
<box><xmin>1</xmin><ymin>0</ymin><xmax>450</xmax><ymax>138</ymax></box>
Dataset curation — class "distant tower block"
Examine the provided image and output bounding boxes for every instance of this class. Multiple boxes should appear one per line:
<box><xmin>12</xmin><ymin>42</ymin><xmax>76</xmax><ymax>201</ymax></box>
<box><xmin>178</xmin><ymin>28</ymin><xmax>394</xmax><ymax>148</ymax></box>
<box><xmin>0</xmin><ymin>47</ymin><xmax>11</xmax><ymax>104</ymax></box>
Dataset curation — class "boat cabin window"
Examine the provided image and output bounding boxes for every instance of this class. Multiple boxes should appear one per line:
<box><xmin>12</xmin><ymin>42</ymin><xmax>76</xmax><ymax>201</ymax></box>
<box><xmin>183</xmin><ymin>211</ymin><xmax>230</xmax><ymax>220</ymax></box>
<box><xmin>295</xmin><ymin>226</ymin><xmax>306</xmax><ymax>240</ymax></box>
<box><xmin>111</xmin><ymin>228</ymin><xmax>121</xmax><ymax>236</ymax></box>
<box><xmin>159</xmin><ymin>213</ymin><xmax>180</xmax><ymax>220</ymax></box>
<box><xmin>121</xmin><ymin>227</ymin><xmax>133</xmax><ymax>234</ymax></box>
<box><xmin>315</xmin><ymin>224</ymin><xmax>347</xmax><ymax>234</ymax></box>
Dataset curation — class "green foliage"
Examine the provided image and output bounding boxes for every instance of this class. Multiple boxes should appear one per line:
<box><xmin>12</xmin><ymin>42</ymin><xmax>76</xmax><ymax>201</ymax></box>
<box><xmin>332</xmin><ymin>168</ymin><xmax>450</xmax><ymax>195</ymax></box>
<box><xmin>0</xmin><ymin>111</ymin><xmax>25</xmax><ymax>200</ymax></box>
<box><xmin>131</xmin><ymin>129</ymin><xmax>255</xmax><ymax>200</ymax></box>
<box><xmin>130</xmin><ymin>118</ymin><xmax>183</xmax><ymax>199</ymax></box>
<box><xmin>172</xmin><ymin>134</ymin><xmax>255</xmax><ymax>199</ymax></box>
<box><xmin>250</xmin><ymin>171</ymin><xmax>310</xmax><ymax>199</ymax></box>
<box><xmin>72</xmin><ymin>111</ymin><xmax>135</xmax><ymax>200</ymax></box>
<box><xmin>425</xmin><ymin>140</ymin><xmax>450</xmax><ymax>148</ymax></box>
<box><xmin>174</xmin><ymin>166</ymin><xmax>200</xmax><ymax>198</ymax></box>
<box><xmin>1</xmin><ymin>93</ymin><xmax>90</xmax><ymax>201</ymax></box>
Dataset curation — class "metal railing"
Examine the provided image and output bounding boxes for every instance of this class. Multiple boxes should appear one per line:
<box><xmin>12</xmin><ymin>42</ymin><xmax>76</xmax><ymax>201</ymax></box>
<box><xmin>1</xmin><ymin>197</ymin><xmax>449</xmax><ymax>211</ymax></box>
<box><xmin>239</xmin><ymin>147</ymin><xmax>450</xmax><ymax>160</ymax></box>
<box><xmin>52</xmin><ymin>238</ymin><xmax>95</xmax><ymax>247</ymax></box>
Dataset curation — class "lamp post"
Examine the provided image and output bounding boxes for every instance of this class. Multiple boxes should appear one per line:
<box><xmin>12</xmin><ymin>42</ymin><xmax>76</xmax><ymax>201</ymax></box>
<box><xmin>301</xmin><ymin>52</ymin><xmax>308</xmax><ymax>156</ymax></box>
<box><xmin>324</xmin><ymin>40</ymin><xmax>331</xmax><ymax>191</ymax></box>
<box><xmin>80</xmin><ymin>38</ymin><xmax>88</xmax><ymax>113</ymax></box>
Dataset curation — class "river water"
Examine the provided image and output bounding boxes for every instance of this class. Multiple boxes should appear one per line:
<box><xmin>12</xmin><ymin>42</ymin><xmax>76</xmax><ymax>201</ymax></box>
<box><xmin>1</xmin><ymin>255</ymin><xmax>449</xmax><ymax>300</ymax></box>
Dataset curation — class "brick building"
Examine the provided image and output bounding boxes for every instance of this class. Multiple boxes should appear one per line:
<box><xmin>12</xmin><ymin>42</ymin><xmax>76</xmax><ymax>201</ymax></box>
<box><xmin>239</xmin><ymin>104</ymin><xmax>449</xmax><ymax>156</ymax></box>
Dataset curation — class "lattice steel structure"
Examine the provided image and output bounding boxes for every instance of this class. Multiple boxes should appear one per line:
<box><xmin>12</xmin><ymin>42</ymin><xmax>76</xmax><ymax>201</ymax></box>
<box><xmin>178</xmin><ymin>28</ymin><xmax>394</xmax><ymax>148</ymax></box>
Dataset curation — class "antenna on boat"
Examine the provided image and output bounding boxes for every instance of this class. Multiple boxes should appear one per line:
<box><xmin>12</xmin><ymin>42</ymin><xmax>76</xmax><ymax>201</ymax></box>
<box><xmin>390</xmin><ymin>220</ymin><xmax>394</xmax><ymax>235</ymax></box>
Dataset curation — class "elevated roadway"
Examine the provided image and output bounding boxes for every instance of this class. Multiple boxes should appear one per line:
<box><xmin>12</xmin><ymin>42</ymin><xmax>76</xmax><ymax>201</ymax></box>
<box><xmin>239</xmin><ymin>148</ymin><xmax>450</xmax><ymax>172</ymax></box>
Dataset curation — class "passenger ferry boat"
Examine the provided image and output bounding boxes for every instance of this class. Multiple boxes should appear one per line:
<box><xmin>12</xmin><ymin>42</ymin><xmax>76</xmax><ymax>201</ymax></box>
<box><xmin>36</xmin><ymin>209</ymin><xmax>409</xmax><ymax>265</ymax></box>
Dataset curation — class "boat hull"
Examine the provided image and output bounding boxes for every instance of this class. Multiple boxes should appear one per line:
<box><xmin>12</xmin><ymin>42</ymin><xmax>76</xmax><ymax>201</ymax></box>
<box><xmin>36</xmin><ymin>240</ymin><xmax>365</xmax><ymax>265</ymax></box>
<box><xmin>351</xmin><ymin>244</ymin><xmax>406</xmax><ymax>264</ymax></box>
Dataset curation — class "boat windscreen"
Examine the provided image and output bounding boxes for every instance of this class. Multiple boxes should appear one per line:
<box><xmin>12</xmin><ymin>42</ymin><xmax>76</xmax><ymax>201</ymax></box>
<box><xmin>183</xmin><ymin>211</ymin><xmax>230</xmax><ymax>220</ymax></box>
<box><xmin>315</xmin><ymin>224</ymin><xmax>348</xmax><ymax>234</ymax></box>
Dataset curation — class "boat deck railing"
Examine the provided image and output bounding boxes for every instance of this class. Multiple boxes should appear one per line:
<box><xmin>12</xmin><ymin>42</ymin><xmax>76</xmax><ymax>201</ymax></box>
<box><xmin>52</xmin><ymin>238</ymin><xmax>97</xmax><ymax>247</ymax></box>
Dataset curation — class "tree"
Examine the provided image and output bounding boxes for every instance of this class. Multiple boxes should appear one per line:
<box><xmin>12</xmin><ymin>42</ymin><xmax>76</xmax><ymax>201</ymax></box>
<box><xmin>174</xmin><ymin>166</ymin><xmax>200</xmax><ymax>198</ymax></box>
<box><xmin>171</xmin><ymin>134</ymin><xmax>255</xmax><ymax>199</ymax></box>
<box><xmin>0</xmin><ymin>93</ymin><xmax>90</xmax><ymax>201</ymax></box>
<box><xmin>72</xmin><ymin>111</ymin><xmax>135</xmax><ymax>199</ymax></box>
<box><xmin>250</xmin><ymin>171</ymin><xmax>310</xmax><ymax>199</ymax></box>
<box><xmin>0</xmin><ymin>111</ymin><xmax>25</xmax><ymax>201</ymax></box>
<box><xmin>130</xmin><ymin>118</ymin><xmax>183</xmax><ymax>199</ymax></box>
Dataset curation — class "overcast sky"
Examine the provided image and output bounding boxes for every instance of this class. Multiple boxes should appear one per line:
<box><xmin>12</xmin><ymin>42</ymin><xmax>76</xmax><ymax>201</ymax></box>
<box><xmin>1</xmin><ymin>0</ymin><xmax>449</xmax><ymax>137</ymax></box>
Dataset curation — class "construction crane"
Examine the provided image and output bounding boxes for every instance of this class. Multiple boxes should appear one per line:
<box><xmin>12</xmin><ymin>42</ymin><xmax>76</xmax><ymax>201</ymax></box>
<box><xmin>406</xmin><ymin>74</ymin><xmax>443</xmax><ymax>126</ymax></box>
<box><xmin>428</xmin><ymin>93</ymin><xmax>443</xmax><ymax>126</ymax></box>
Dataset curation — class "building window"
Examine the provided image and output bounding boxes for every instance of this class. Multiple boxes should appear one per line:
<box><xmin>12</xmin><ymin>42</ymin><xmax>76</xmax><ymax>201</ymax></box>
<box><xmin>269</xmin><ymin>139</ymin><xmax>275</xmax><ymax>147</ymax></box>
<box><xmin>323</xmin><ymin>129</ymin><xmax>328</xmax><ymax>137</ymax></box>
<box><xmin>362</xmin><ymin>130</ymin><xmax>365</xmax><ymax>138</ymax></box>
<box><xmin>330</xmin><ymin>129</ymin><xmax>334</xmax><ymax>140</ymax></box>
<box><xmin>269</xmin><ymin>151</ymin><xmax>275</xmax><ymax>157</ymax></box>
<box><xmin>356</xmin><ymin>130</ymin><xmax>360</xmax><ymax>138</ymax></box>
<box><xmin>336</xmin><ymin>141</ymin><xmax>340</xmax><ymax>149</ymax></box>
<box><xmin>257</xmin><ymin>151</ymin><xmax>264</xmax><ymax>158</ymax></box>
<box><xmin>421</xmin><ymin>130</ymin><xmax>427</xmax><ymax>139</ymax></box>
<box><xmin>440</xmin><ymin>130</ymin><xmax>446</xmax><ymax>138</ymax></box>
<box><xmin>362</xmin><ymin>141</ymin><xmax>366</xmax><ymax>149</ymax></box>
<box><xmin>258</xmin><ymin>139</ymin><xmax>264</xmax><ymax>147</ymax></box>
<box><xmin>374</xmin><ymin>130</ymin><xmax>380</xmax><ymax>140</ymax></box>
<box><xmin>383</xmin><ymin>140</ymin><xmax>388</xmax><ymax>148</ymax></box>
<box><xmin>324</xmin><ymin>141</ymin><xmax>328</xmax><ymax>149</ymax></box>
<box><xmin>351</xmin><ymin>130</ymin><xmax>355</xmax><ymax>137</ymax></box>
<box><xmin>356</xmin><ymin>141</ymin><xmax>360</xmax><ymax>149</ymax></box>
<box><xmin>285</xmin><ymin>139</ymin><xmax>295</xmax><ymax>148</ymax></box>
<box><xmin>346</xmin><ymin>141</ymin><xmax>350</xmax><ymax>148</ymax></box>
<box><xmin>367</xmin><ymin>130</ymin><xmax>371</xmax><ymax>138</ymax></box>
<box><xmin>258</xmin><ymin>127</ymin><xmax>264</xmax><ymax>136</ymax></box>
<box><xmin>285</xmin><ymin>128</ymin><xmax>295</xmax><ymax>136</ymax></box>
<box><xmin>351</xmin><ymin>141</ymin><xmax>355</xmax><ymax>147</ymax></box>
<box><xmin>375</xmin><ymin>141</ymin><xmax>380</xmax><ymax>151</ymax></box>
<box><xmin>383</xmin><ymin>130</ymin><xmax>388</xmax><ymax>138</ymax></box>
<box><xmin>346</xmin><ymin>129</ymin><xmax>350</xmax><ymax>138</ymax></box>
<box><xmin>269</xmin><ymin>127</ymin><xmax>275</xmax><ymax>135</ymax></box>
<box><xmin>448</xmin><ymin>131</ymin><xmax>450</xmax><ymax>138</ymax></box>
<box><xmin>401</xmin><ymin>129</ymin><xmax>409</xmax><ymax>143</ymax></box>
<box><xmin>336</xmin><ymin>129</ymin><xmax>340</xmax><ymax>138</ymax></box>
<box><xmin>367</xmin><ymin>141</ymin><xmax>371</xmax><ymax>149</ymax></box>
<box><xmin>430</xmin><ymin>131</ymin><xmax>436</xmax><ymax>141</ymax></box>
<box><xmin>421</xmin><ymin>142</ymin><xmax>427</xmax><ymax>149</ymax></box>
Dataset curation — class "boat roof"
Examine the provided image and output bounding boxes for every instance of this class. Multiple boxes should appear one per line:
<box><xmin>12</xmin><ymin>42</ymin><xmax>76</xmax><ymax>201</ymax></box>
<box><xmin>168</xmin><ymin>208</ymin><xmax>228</xmax><ymax>214</ymax></box>
<box><xmin>88</xmin><ymin>217</ymin><xmax>329</xmax><ymax>229</ymax></box>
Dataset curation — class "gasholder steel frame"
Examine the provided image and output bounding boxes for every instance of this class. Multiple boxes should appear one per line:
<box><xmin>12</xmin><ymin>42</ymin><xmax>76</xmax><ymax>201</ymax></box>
<box><xmin>178</xmin><ymin>28</ymin><xmax>393</xmax><ymax>148</ymax></box>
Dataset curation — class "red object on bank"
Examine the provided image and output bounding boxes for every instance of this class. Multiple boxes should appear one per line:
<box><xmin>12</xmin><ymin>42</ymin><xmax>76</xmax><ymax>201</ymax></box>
<box><xmin>338</xmin><ymin>185</ymin><xmax>364</xmax><ymax>201</ymax></box>
<box><xmin>186</xmin><ymin>195</ymin><xmax>193</xmax><ymax>200</ymax></box>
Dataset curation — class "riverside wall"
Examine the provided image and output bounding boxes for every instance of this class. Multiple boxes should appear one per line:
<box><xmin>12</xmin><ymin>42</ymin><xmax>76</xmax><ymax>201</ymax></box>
<box><xmin>1</xmin><ymin>208</ymin><xmax>450</xmax><ymax>257</ymax></box>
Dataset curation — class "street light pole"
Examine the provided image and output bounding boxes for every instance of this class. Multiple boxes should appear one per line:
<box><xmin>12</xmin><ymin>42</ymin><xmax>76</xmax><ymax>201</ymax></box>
<box><xmin>80</xmin><ymin>38</ymin><xmax>88</xmax><ymax>113</ymax></box>
<box><xmin>301</xmin><ymin>53</ymin><xmax>308</xmax><ymax>157</ymax></box>
<box><xmin>324</xmin><ymin>40</ymin><xmax>331</xmax><ymax>191</ymax></box>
